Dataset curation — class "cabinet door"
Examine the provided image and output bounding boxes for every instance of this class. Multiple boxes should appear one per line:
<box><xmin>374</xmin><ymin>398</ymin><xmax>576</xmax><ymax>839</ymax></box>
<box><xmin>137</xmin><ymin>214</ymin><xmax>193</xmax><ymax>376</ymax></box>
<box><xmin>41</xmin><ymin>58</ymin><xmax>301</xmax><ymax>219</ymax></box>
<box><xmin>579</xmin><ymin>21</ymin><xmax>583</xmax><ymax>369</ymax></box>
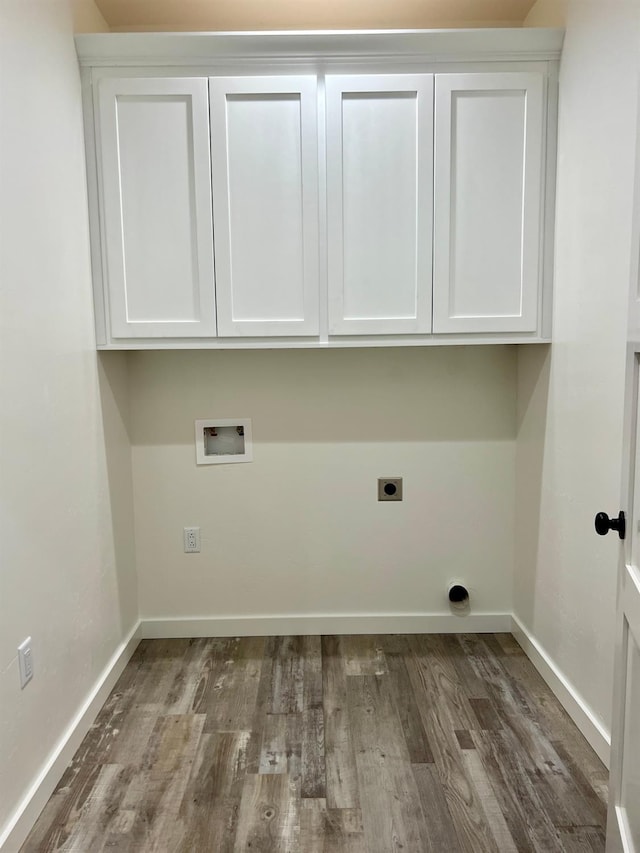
<box><xmin>326</xmin><ymin>75</ymin><xmax>434</xmax><ymax>336</ymax></box>
<box><xmin>433</xmin><ymin>72</ymin><xmax>544</xmax><ymax>334</ymax></box>
<box><xmin>210</xmin><ymin>76</ymin><xmax>319</xmax><ymax>337</ymax></box>
<box><xmin>96</xmin><ymin>78</ymin><xmax>216</xmax><ymax>338</ymax></box>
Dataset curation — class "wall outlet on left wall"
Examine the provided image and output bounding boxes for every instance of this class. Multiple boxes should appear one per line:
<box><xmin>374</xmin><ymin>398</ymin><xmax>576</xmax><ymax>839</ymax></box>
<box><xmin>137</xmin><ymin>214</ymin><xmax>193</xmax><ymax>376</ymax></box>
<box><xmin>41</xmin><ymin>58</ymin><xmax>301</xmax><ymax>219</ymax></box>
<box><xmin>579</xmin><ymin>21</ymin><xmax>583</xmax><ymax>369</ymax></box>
<box><xmin>183</xmin><ymin>527</ymin><xmax>201</xmax><ymax>553</ymax></box>
<box><xmin>18</xmin><ymin>637</ymin><xmax>33</xmax><ymax>688</ymax></box>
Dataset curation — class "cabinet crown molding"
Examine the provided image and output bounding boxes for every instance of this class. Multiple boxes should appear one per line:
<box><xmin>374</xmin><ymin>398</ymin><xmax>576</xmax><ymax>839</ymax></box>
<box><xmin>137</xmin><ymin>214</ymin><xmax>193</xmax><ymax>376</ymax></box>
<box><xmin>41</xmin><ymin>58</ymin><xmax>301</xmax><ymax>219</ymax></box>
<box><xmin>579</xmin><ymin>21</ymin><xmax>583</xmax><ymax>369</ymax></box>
<box><xmin>75</xmin><ymin>28</ymin><xmax>564</xmax><ymax>67</ymax></box>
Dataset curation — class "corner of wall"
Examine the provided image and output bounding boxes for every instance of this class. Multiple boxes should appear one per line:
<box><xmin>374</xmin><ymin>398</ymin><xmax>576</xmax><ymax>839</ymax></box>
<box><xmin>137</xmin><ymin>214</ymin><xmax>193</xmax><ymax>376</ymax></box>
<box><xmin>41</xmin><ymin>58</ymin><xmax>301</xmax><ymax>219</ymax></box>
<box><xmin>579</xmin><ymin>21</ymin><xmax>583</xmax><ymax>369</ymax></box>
<box><xmin>72</xmin><ymin>0</ymin><xmax>110</xmax><ymax>33</ymax></box>
<box><xmin>514</xmin><ymin>343</ymin><xmax>551</xmax><ymax>631</ymax></box>
<box><xmin>523</xmin><ymin>0</ymin><xmax>568</xmax><ymax>28</ymax></box>
<box><xmin>98</xmin><ymin>351</ymin><xmax>138</xmax><ymax>630</ymax></box>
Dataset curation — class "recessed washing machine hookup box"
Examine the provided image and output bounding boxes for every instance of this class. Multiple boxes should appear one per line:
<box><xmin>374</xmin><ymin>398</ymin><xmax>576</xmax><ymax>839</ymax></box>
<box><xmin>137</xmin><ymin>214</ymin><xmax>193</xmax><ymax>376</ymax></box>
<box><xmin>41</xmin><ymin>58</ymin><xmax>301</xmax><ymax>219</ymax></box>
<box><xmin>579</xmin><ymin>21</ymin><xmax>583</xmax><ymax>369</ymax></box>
<box><xmin>195</xmin><ymin>418</ymin><xmax>253</xmax><ymax>465</ymax></box>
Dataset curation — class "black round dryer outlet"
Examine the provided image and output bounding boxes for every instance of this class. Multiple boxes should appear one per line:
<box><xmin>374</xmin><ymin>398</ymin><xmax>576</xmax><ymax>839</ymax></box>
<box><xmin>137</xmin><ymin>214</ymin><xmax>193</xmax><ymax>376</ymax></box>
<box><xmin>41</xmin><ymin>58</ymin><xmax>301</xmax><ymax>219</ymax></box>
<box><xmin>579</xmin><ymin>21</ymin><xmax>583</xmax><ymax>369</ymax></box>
<box><xmin>448</xmin><ymin>584</ymin><xmax>469</xmax><ymax>604</ymax></box>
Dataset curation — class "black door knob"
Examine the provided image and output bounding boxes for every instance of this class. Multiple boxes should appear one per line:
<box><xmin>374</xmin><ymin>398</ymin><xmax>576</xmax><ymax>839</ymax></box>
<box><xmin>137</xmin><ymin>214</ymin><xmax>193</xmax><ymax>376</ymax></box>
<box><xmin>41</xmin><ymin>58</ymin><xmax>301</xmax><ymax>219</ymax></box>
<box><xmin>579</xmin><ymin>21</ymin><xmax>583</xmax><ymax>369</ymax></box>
<box><xmin>594</xmin><ymin>511</ymin><xmax>626</xmax><ymax>539</ymax></box>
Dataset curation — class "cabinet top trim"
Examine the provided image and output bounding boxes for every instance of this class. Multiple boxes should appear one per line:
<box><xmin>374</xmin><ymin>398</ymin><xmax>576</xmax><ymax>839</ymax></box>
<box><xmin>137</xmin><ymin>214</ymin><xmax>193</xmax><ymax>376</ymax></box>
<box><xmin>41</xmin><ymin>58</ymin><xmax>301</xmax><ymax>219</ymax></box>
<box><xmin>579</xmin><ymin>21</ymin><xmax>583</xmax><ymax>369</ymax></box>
<box><xmin>75</xmin><ymin>28</ymin><xmax>564</xmax><ymax>66</ymax></box>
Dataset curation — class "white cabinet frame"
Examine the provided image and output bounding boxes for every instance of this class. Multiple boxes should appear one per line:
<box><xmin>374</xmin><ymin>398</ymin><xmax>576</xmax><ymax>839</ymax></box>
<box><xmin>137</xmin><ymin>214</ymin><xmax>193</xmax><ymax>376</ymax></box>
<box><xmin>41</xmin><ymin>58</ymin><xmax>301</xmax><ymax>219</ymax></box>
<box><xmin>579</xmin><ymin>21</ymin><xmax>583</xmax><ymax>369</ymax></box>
<box><xmin>433</xmin><ymin>72</ymin><xmax>545</xmax><ymax>334</ymax></box>
<box><xmin>326</xmin><ymin>75</ymin><xmax>434</xmax><ymax>335</ymax></box>
<box><xmin>210</xmin><ymin>76</ymin><xmax>320</xmax><ymax>337</ymax></box>
<box><xmin>96</xmin><ymin>77</ymin><xmax>217</xmax><ymax>339</ymax></box>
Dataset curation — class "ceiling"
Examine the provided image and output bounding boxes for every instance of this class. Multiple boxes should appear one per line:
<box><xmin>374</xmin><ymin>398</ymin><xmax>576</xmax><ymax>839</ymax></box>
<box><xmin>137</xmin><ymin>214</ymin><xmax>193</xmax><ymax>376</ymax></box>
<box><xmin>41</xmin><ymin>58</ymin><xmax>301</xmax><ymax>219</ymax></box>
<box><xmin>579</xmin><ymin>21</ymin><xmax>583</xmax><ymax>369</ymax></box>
<box><xmin>94</xmin><ymin>0</ymin><xmax>539</xmax><ymax>32</ymax></box>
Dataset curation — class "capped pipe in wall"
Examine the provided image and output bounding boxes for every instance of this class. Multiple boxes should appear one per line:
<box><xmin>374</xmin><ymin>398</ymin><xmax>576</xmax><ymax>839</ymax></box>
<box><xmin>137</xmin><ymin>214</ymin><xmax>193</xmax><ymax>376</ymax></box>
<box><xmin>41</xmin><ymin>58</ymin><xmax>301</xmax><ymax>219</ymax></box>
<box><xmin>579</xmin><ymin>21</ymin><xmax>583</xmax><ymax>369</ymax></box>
<box><xmin>448</xmin><ymin>582</ymin><xmax>470</xmax><ymax>616</ymax></box>
<box><xmin>448</xmin><ymin>583</ymin><xmax>469</xmax><ymax>604</ymax></box>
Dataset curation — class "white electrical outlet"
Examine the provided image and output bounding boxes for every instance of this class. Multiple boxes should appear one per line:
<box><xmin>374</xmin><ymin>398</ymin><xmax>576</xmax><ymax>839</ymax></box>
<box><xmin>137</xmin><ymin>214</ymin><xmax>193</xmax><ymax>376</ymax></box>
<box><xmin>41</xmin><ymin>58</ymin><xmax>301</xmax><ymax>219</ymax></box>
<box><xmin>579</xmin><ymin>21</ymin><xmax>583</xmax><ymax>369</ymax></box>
<box><xmin>183</xmin><ymin>527</ymin><xmax>201</xmax><ymax>553</ymax></box>
<box><xmin>18</xmin><ymin>637</ymin><xmax>33</xmax><ymax>688</ymax></box>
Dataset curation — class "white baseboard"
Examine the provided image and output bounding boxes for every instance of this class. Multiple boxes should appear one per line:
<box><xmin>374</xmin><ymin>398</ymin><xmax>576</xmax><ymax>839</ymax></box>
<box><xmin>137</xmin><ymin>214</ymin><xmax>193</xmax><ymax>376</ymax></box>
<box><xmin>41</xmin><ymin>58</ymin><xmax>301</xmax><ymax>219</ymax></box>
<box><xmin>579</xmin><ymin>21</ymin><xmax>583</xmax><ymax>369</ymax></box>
<box><xmin>510</xmin><ymin>615</ymin><xmax>611</xmax><ymax>767</ymax></box>
<box><xmin>139</xmin><ymin>611</ymin><xmax>513</xmax><ymax>639</ymax></box>
<box><xmin>0</xmin><ymin>622</ymin><xmax>142</xmax><ymax>853</ymax></box>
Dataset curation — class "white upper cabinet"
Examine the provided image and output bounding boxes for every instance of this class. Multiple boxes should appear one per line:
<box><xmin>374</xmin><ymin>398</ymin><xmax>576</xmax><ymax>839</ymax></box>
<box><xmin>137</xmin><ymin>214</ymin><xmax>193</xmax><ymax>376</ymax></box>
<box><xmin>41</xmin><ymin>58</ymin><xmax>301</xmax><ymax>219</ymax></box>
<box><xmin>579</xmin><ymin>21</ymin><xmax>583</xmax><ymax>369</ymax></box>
<box><xmin>326</xmin><ymin>75</ymin><xmax>434</xmax><ymax>335</ymax></box>
<box><xmin>78</xmin><ymin>31</ymin><xmax>561</xmax><ymax>348</ymax></box>
<box><xmin>96</xmin><ymin>77</ymin><xmax>216</xmax><ymax>338</ymax></box>
<box><xmin>210</xmin><ymin>76</ymin><xmax>320</xmax><ymax>337</ymax></box>
<box><xmin>433</xmin><ymin>72</ymin><xmax>545</xmax><ymax>334</ymax></box>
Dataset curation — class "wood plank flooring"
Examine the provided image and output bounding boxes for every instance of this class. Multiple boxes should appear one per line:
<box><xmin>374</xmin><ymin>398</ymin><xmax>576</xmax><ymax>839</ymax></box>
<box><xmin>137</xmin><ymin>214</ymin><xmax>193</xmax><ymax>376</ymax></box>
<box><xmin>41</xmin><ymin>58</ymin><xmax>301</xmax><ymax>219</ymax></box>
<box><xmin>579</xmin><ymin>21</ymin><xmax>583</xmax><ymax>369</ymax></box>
<box><xmin>21</xmin><ymin>634</ymin><xmax>609</xmax><ymax>852</ymax></box>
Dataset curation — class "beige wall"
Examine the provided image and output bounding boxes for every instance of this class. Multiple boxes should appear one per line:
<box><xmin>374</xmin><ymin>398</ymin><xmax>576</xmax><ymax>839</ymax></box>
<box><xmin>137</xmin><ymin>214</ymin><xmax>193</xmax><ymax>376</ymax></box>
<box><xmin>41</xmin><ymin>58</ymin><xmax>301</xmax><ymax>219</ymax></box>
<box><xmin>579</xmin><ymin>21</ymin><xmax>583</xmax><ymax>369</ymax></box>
<box><xmin>0</xmin><ymin>0</ymin><xmax>136</xmax><ymax>844</ymax></box>
<box><xmin>524</xmin><ymin>0</ymin><xmax>568</xmax><ymax>27</ymax></box>
<box><xmin>72</xmin><ymin>0</ymin><xmax>109</xmax><ymax>32</ymax></box>
<box><xmin>97</xmin><ymin>0</ymin><xmax>535</xmax><ymax>32</ymax></box>
<box><xmin>516</xmin><ymin>0</ymin><xmax>639</xmax><ymax>740</ymax></box>
<box><xmin>130</xmin><ymin>347</ymin><xmax>516</xmax><ymax>624</ymax></box>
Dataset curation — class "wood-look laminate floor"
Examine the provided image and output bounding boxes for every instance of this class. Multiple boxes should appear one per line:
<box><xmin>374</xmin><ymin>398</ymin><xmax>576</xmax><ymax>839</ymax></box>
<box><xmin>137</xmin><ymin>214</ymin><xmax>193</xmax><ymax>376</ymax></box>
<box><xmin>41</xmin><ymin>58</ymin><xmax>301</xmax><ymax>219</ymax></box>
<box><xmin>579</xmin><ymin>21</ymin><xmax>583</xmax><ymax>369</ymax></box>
<box><xmin>22</xmin><ymin>634</ymin><xmax>609</xmax><ymax>852</ymax></box>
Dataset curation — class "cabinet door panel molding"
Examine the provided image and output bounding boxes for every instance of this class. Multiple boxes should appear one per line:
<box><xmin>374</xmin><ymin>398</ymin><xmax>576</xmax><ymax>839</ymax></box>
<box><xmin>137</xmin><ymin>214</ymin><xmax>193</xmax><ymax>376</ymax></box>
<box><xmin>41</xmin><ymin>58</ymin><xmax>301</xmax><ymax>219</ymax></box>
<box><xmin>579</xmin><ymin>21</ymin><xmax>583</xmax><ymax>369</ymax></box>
<box><xmin>96</xmin><ymin>77</ymin><xmax>216</xmax><ymax>338</ymax></box>
<box><xmin>326</xmin><ymin>74</ymin><xmax>434</xmax><ymax>336</ymax></box>
<box><xmin>433</xmin><ymin>72</ymin><xmax>545</xmax><ymax>334</ymax></box>
<box><xmin>210</xmin><ymin>76</ymin><xmax>320</xmax><ymax>337</ymax></box>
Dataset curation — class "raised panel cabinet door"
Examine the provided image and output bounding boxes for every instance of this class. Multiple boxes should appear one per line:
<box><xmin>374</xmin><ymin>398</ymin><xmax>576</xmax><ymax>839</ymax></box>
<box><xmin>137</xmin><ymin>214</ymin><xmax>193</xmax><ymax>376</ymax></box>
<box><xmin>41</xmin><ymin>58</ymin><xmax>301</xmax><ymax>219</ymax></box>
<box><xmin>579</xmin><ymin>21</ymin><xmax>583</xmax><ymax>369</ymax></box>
<box><xmin>326</xmin><ymin>75</ymin><xmax>434</xmax><ymax>335</ymax></box>
<box><xmin>210</xmin><ymin>76</ymin><xmax>319</xmax><ymax>337</ymax></box>
<box><xmin>433</xmin><ymin>72</ymin><xmax>545</xmax><ymax>334</ymax></box>
<box><xmin>96</xmin><ymin>77</ymin><xmax>216</xmax><ymax>338</ymax></box>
